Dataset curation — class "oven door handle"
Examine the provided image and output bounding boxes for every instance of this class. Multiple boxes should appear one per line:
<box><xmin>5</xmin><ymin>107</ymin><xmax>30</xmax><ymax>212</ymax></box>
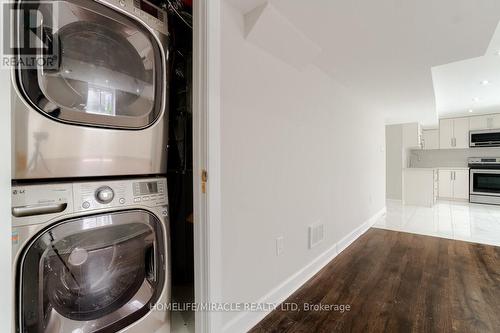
<box><xmin>470</xmin><ymin>169</ymin><xmax>500</xmax><ymax>174</ymax></box>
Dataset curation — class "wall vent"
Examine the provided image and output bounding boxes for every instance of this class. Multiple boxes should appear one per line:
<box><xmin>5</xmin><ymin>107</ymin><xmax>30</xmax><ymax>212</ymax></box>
<box><xmin>309</xmin><ymin>223</ymin><xmax>324</xmax><ymax>249</ymax></box>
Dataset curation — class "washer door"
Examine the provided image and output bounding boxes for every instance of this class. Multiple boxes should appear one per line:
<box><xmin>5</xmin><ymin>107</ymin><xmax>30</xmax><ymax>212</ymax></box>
<box><xmin>19</xmin><ymin>210</ymin><xmax>166</xmax><ymax>333</ymax></box>
<box><xmin>16</xmin><ymin>0</ymin><xmax>165</xmax><ymax>129</ymax></box>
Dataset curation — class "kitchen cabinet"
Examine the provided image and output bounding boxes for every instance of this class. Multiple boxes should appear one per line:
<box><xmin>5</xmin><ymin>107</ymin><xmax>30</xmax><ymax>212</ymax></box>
<box><xmin>453</xmin><ymin>170</ymin><xmax>469</xmax><ymax>200</ymax></box>
<box><xmin>403</xmin><ymin>168</ymin><xmax>438</xmax><ymax>207</ymax></box>
<box><xmin>454</xmin><ymin>118</ymin><xmax>470</xmax><ymax>148</ymax></box>
<box><xmin>469</xmin><ymin>114</ymin><xmax>500</xmax><ymax>131</ymax></box>
<box><xmin>402</xmin><ymin>123</ymin><xmax>422</xmax><ymax>149</ymax></box>
<box><xmin>422</xmin><ymin>129</ymin><xmax>439</xmax><ymax>150</ymax></box>
<box><xmin>438</xmin><ymin>168</ymin><xmax>469</xmax><ymax>200</ymax></box>
<box><xmin>438</xmin><ymin>170</ymin><xmax>453</xmax><ymax>198</ymax></box>
<box><xmin>439</xmin><ymin>119</ymin><xmax>453</xmax><ymax>149</ymax></box>
<box><xmin>439</xmin><ymin>118</ymin><xmax>469</xmax><ymax>149</ymax></box>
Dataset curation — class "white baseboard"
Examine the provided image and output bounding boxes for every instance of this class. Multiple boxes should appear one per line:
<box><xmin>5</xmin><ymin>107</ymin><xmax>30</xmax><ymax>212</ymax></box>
<box><xmin>336</xmin><ymin>207</ymin><xmax>386</xmax><ymax>254</ymax></box>
<box><xmin>221</xmin><ymin>207</ymin><xmax>387</xmax><ymax>333</ymax></box>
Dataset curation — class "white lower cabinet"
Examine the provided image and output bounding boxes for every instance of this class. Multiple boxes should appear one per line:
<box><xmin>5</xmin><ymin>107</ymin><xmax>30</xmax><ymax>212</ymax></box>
<box><xmin>453</xmin><ymin>170</ymin><xmax>469</xmax><ymax>199</ymax></box>
<box><xmin>438</xmin><ymin>170</ymin><xmax>453</xmax><ymax>198</ymax></box>
<box><xmin>438</xmin><ymin>168</ymin><xmax>469</xmax><ymax>200</ymax></box>
<box><xmin>403</xmin><ymin>168</ymin><xmax>438</xmax><ymax>207</ymax></box>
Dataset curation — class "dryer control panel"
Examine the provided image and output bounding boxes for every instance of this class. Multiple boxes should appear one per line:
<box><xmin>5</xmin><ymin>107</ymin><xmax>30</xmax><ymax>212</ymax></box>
<box><xmin>101</xmin><ymin>0</ymin><xmax>168</xmax><ymax>35</ymax></box>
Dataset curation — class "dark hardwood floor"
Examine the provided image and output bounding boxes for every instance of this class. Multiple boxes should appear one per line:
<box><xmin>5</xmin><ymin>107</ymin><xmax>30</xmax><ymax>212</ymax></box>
<box><xmin>250</xmin><ymin>228</ymin><xmax>500</xmax><ymax>333</ymax></box>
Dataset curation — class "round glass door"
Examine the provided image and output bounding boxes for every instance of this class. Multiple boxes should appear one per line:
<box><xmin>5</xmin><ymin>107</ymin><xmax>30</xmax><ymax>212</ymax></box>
<box><xmin>17</xmin><ymin>0</ymin><xmax>166</xmax><ymax>129</ymax></box>
<box><xmin>19</xmin><ymin>210</ymin><xmax>166</xmax><ymax>333</ymax></box>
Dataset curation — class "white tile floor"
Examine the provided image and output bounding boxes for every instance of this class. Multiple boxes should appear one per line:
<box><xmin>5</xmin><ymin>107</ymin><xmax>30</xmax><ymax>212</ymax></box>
<box><xmin>374</xmin><ymin>199</ymin><xmax>500</xmax><ymax>247</ymax></box>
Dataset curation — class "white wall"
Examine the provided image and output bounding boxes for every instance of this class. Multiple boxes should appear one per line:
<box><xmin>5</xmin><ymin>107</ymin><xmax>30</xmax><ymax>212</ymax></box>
<box><xmin>219</xmin><ymin>1</ymin><xmax>386</xmax><ymax>331</ymax></box>
<box><xmin>385</xmin><ymin>124</ymin><xmax>403</xmax><ymax>200</ymax></box>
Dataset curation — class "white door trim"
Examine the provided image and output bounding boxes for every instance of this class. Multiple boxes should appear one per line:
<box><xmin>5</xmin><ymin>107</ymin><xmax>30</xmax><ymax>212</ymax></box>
<box><xmin>0</xmin><ymin>68</ymin><xmax>12</xmax><ymax>333</ymax></box>
<box><xmin>193</xmin><ymin>0</ymin><xmax>222</xmax><ymax>332</ymax></box>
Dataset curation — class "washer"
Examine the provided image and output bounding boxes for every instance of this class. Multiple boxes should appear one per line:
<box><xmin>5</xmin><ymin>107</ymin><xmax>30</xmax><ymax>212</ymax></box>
<box><xmin>11</xmin><ymin>0</ymin><xmax>169</xmax><ymax>179</ymax></box>
<box><xmin>12</xmin><ymin>177</ymin><xmax>170</xmax><ymax>333</ymax></box>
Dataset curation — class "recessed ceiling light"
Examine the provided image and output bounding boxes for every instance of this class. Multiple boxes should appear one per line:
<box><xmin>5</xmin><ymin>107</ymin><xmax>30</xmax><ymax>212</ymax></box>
<box><xmin>481</xmin><ymin>80</ymin><xmax>490</xmax><ymax>86</ymax></box>
<box><xmin>473</xmin><ymin>97</ymin><xmax>480</xmax><ymax>102</ymax></box>
<box><xmin>469</xmin><ymin>109</ymin><xmax>474</xmax><ymax>113</ymax></box>
<box><xmin>496</xmin><ymin>50</ymin><xmax>500</xmax><ymax>56</ymax></box>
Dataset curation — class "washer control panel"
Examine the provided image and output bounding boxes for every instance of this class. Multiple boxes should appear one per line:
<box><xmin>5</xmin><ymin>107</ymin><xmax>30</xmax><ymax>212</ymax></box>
<box><xmin>12</xmin><ymin>177</ymin><xmax>167</xmax><ymax>227</ymax></box>
<box><xmin>95</xmin><ymin>186</ymin><xmax>115</xmax><ymax>204</ymax></box>
<box><xmin>74</xmin><ymin>177</ymin><xmax>167</xmax><ymax>212</ymax></box>
<box><xmin>11</xmin><ymin>183</ymin><xmax>74</xmax><ymax>227</ymax></box>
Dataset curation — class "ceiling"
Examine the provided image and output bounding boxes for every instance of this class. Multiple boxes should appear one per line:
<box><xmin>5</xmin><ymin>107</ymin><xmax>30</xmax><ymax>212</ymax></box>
<box><xmin>432</xmin><ymin>54</ymin><xmax>500</xmax><ymax>119</ymax></box>
<box><xmin>227</xmin><ymin>0</ymin><xmax>500</xmax><ymax>126</ymax></box>
<box><xmin>433</xmin><ymin>22</ymin><xmax>500</xmax><ymax>119</ymax></box>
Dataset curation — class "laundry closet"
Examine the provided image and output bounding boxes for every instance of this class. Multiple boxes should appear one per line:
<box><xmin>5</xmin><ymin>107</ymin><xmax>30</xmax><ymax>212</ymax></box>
<box><xmin>9</xmin><ymin>0</ymin><xmax>194</xmax><ymax>332</ymax></box>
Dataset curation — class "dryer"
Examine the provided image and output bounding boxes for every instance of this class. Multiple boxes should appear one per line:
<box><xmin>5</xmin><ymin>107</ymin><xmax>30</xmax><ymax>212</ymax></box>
<box><xmin>11</xmin><ymin>0</ymin><xmax>169</xmax><ymax>180</ymax></box>
<box><xmin>12</xmin><ymin>177</ymin><xmax>170</xmax><ymax>333</ymax></box>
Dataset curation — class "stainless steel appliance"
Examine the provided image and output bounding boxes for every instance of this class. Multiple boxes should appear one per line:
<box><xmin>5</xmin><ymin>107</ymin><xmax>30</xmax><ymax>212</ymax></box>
<box><xmin>12</xmin><ymin>0</ymin><xmax>169</xmax><ymax>179</ymax></box>
<box><xmin>469</xmin><ymin>157</ymin><xmax>500</xmax><ymax>205</ymax></box>
<box><xmin>12</xmin><ymin>177</ymin><xmax>170</xmax><ymax>333</ymax></box>
<box><xmin>469</xmin><ymin>129</ymin><xmax>500</xmax><ymax>147</ymax></box>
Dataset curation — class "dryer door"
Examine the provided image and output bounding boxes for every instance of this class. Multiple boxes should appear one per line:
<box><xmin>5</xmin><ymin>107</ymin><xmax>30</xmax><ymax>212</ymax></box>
<box><xmin>18</xmin><ymin>210</ymin><xmax>166</xmax><ymax>333</ymax></box>
<box><xmin>16</xmin><ymin>0</ymin><xmax>166</xmax><ymax>129</ymax></box>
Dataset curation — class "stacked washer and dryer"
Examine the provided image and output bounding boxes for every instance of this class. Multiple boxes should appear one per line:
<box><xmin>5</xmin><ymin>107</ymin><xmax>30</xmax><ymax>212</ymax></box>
<box><xmin>11</xmin><ymin>0</ymin><xmax>171</xmax><ymax>332</ymax></box>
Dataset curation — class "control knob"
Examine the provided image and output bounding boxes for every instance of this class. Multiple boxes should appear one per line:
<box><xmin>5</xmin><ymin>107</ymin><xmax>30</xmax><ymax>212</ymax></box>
<box><xmin>95</xmin><ymin>186</ymin><xmax>114</xmax><ymax>204</ymax></box>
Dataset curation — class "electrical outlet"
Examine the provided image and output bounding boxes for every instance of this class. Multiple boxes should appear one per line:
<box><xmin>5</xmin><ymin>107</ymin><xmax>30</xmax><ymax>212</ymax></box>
<box><xmin>308</xmin><ymin>223</ymin><xmax>324</xmax><ymax>249</ymax></box>
<box><xmin>276</xmin><ymin>236</ymin><xmax>284</xmax><ymax>256</ymax></box>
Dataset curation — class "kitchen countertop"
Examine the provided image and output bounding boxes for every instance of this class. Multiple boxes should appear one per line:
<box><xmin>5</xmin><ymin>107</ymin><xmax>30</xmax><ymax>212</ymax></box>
<box><xmin>436</xmin><ymin>167</ymin><xmax>470</xmax><ymax>169</ymax></box>
<box><xmin>404</xmin><ymin>167</ymin><xmax>469</xmax><ymax>170</ymax></box>
<box><xmin>404</xmin><ymin>167</ymin><xmax>437</xmax><ymax>170</ymax></box>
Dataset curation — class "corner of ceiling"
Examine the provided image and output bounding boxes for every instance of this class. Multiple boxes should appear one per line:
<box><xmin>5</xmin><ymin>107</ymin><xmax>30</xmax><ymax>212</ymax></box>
<box><xmin>242</xmin><ymin>1</ymin><xmax>322</xmax><ymax>70</ymax></box>
<box><xmin>243</xmin><ymin>2</ymin><xmax>268</xmax><ymax>38</ymax></box>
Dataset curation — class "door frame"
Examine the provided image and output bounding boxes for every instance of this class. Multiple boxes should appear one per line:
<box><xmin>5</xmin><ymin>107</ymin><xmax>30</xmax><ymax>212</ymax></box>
<box><xmin>193</xmin><ymin>0</ymin><xmax>222</xmax><ymax>332</ymax></box>
<box><xmin>0</xmin><ymin>67</ymin><xmax>12</xmax><ymax>333</ymax></box>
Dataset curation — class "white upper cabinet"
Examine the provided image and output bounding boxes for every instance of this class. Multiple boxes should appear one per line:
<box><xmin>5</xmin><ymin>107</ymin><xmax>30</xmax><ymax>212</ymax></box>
<box><xmin>439</xmin><ymin>117</ymin><xmax>469</xmax><ymax>149</ymax></box>
<box><xmin>439</xmin><ymin>119</ymin><xmax>454</xmax><ymax>149</ymax></box>
<box><xmin>492</xmin><ymin>115</ymin><xmax>500</xmax><ymax>129</ymax></box>
<box><xmin>422</xmin><ymin>129</ymin><xmax>439</xmax><ymax>150</ymax></box>
<box><xmin>454</xmin><ymin>118</ymin><xmax>470</xmax><ymax>148</ymax></box>
<box><xmin>469</xmin><ymin>115</ymin><xmax>489</xmax><ymax>130</ymax></box>
<box><xmin>402</xmin><ymin>123</ymin><xmax>422</xmax><ymax>149</ymax></box>
<box><xmin>469</xmin><ymin>114</ymin><xmax>500</xmax><ymax>131</ymax></box>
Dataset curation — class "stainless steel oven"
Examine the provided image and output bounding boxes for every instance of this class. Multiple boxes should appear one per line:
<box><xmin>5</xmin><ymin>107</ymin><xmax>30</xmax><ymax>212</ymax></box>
<box><xmin>469</xmin><ymin>157</ymin><xmax>500</xmax><ymax>205</ymax></box>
